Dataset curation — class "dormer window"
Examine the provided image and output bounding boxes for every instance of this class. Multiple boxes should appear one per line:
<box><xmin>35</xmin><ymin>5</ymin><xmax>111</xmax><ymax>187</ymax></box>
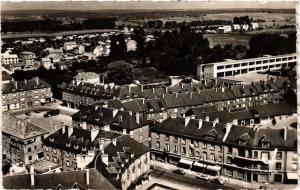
<box><xmin>74</xmin><ymin>145</ymin><xmax>79</xmax><ymax>149</ymax></box>
<box><xmin>262</xmin><ymin>142</ymin><xmax>270</xmax><ymax>148</ymax></box>
<box><xmin>238</xmin><ymin>139</ymin><xmax>246</xmax><ymax>145</ymax></box>
<box><xmin>66</xmin><ymin>142</ymin><xmax>71</xmax><ymax>147</ymax></box>
<box><xmin>50</xmin><ymin>137</ymin><xmax>54</xmax><ymax>142</ymax></box>
<box><xmin>82</xmin><ymin>147</ymin><xmax>87</xmax><ymax>151</ymax></box>
<box><xmin>130</xmin><ymin>153</ymin><xmax>134</xmax><ymax>158</ymax></box>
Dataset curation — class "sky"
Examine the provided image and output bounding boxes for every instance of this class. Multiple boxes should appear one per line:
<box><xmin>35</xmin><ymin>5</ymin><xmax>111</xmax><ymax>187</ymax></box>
<box><xmin>1</xmin><ymin>1</ymin><xmax>296</xmax><ymax>11</ymax></box>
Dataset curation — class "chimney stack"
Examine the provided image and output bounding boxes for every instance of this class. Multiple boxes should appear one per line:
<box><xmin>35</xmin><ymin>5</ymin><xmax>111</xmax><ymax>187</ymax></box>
<box><xmin>14</xmin><ymin>81</ymin><xmax>18</xmax><ymax>89</ymax></box>
<box><xmin>112</xmin><ymin>109</ymin><xmax>118</xmax><ymax>118</ymax></box>
<box><xmin>91</xmin><ymin>128</ymin><xmax>99</xmax><ymax>141</ymax></box>
<box><xmin>191</xmin><ymin>115</ymin><xmax>195</xmax><ymax>119</ymax></box>
<box><xmin>85</xmin><ymin>169</ymin><xmax>90</xmax><ymax>186</ymax></box>
<box><xmin>136</xmin><ymin>112</ymin><xmax>140</xmax><ymax>124</ymax></box>
<box><xmin>101</xmin><ymin>154</ymin><xmax>109</xmax><ymax>166</ymax></box>
<box><xmin>67</xmin><ymin>126</ymin><xmax>74</xmax><ymax>137</ymax></box>
<box><xmin>222</xmin><ymin>123</ymin><xmax>233</xmax><ymax>142</ymax></box>
<box><xmin>112</xmin><ymin>138</ymin><xmax>117</xmax><ymax>146</ymax></box>
<box><xmin>198</xmin><ymin>119</ymin><xmax>203</xmax><ymax>129</ymax></box>
<box><xmin>24</xmin><ymin>79</ymin><xmax>27</xmax><ymax>84</ymax></box>
<box><xmin>185</xmin><ymin>117</ymin><xmax>190</xmax><ymax>127</ymax></box>
<box><xmin>283</xmin><ymin>126</ymin><xmax>288</xmax><ymax>141</ymax></box>
<box><xmin>205</xmin><ymin>116</ymin><xmax>209</xmax><ymax>121</ymax></box>
<box><xmin>30</xmin><ymin>166</ymin><xmax>35</xmax><ymax>188</ymax></box>
<box><xmin>80</xmin><ymin>122</ymin><xmax>87</xmax><ymax>130</ymax></box>
<box><xmin>123</xmin><ymin>129</ymin><xmax>127</xmax><ymax>134</ymax></box>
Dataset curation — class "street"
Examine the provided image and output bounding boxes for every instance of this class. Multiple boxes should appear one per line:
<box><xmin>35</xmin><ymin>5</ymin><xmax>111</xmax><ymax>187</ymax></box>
<box><xmin>141</xmin><ymin>167</ymin><xmax>238</xmax><ymax>190</ymax></box>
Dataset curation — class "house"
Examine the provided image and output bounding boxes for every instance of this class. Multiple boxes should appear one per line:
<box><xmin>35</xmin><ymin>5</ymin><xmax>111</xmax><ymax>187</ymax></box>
<box><xmin>64</xmin><ymin>41</ymin><xmax>77</xmax><ymax>51</ymax></box>
<box><xmin>217</xmin><ymin>25</ymin><xmax>232</xmax><ymax>33</ymax></box>
<box><xmin>251</xmin><ymin>23</ymin><xmax>259</xmax><ymax>30</ymax></box>
<box><xmin>2</xmin><ymin>77</ymin><xmax>52</xmax><ymax>111</ymax></box>
<box><xmin>232</xmin><ymin>24</ymin><xmax>241</xmax><ymax>31</ymax></box>
<box><xmin>2</xmin><ymin>114</ymin><xmax>48</xmax><ymax>166</ymax></box>
<box><xmin>89</xmin><ymin>135</ymin><xmax>150</xmax><ymax>190</ymax></box>
<box><xmin>41</xmin><ymin>57</ymin><xmax>53</xmax><ymax>70</ymax></box>
<box><xmin>2</xmin><ymin>70</ymin><xmax>13</xmax><ymax>83</ymax></box>
<box><xmin>126</xmin><ymin>38</ymin><xmax>137</xmax><ymax>51</ymax></box>
<box><xmin>1</xmin><ymin>51</ymin><xmax>18</xmax><ymax>65</ymax></box>
<box><xmin>73</xmin><ymin>72</ymin><xmax>103</xmax><ymax>85</ymax></box>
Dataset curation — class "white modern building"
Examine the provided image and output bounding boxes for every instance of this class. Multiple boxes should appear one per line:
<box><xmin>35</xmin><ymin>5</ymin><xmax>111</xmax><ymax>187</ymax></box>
<box><xmin>197</xmin><ymin>53</ymin><xmax>297</xmax><ymax>79</ymax></box>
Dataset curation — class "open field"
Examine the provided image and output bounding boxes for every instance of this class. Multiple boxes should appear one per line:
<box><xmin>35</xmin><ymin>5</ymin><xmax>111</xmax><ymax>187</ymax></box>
<box><xmin>203</xmin><ymin>34</ymin><xmax>251</xmax><ymax>48</ymax></box>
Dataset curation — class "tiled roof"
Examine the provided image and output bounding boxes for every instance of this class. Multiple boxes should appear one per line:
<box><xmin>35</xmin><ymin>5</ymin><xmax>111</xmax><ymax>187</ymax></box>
<box><xmin>43</xmin><ymin>126</ymin><xmax>122</xmax><ymax>154</ymax></box>
<box><xmin>3</xmin><ymin>168</ymin><xmax>115</xmax><ymax>189</ymax></box>
<box><xmin>195</xmin><ymin>103</ymin><xmax>296</xmax><ymax>124</ymax></box>
<box><xmin>185</xmin><ymin>106</ymin><xmax>218</xmax><ymax>116</ymax></box>
<box><xmin>151</xmin><ymin>117</ymin><xmax>226</xmax><ymax>143</ymax></box>
<box><xmin>2</xmin><ymin>114</ymin><xmax>48</xmax><ymax>140</ymax></box>
<box><xmin>2</xmin><ymin>78</ymin><xmax>51</xmax><ymax>94</ymax></box>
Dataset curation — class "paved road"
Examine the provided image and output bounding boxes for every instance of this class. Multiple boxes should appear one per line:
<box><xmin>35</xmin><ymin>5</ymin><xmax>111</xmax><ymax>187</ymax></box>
<box><xmin>144</xmin><ymin>168</ymin><xmax>237</xmax><ymax>190</ymax></box>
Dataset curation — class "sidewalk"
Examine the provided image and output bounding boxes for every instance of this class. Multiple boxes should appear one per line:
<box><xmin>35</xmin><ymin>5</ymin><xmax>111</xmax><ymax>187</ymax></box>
<box><xmin>149</xmin><ymin>161</ymin><xmax>298</xmax><ymax>189</ymax></box>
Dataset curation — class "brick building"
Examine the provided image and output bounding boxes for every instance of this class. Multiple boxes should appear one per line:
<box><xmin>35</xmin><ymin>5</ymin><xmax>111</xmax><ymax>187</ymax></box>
<box><xmin>2</xmin><ymin>77</ymin><xmax>52</xmax><ymax>111</ymax></box>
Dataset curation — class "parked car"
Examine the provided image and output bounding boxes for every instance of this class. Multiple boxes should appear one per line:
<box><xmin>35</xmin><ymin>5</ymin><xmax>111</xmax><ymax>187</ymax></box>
<box><xmin>196</xmin><ymin>173</ymin><xmax>211</xmax><ymax>181</ymax></box>
<box><xmin>44</xmin><ymin>109</ymin><xmax>60</xmax><ymax>117</ymax></box>
<box><xmin>211</xmin><ymin>177</ymin><xmax>225</xmax><ymax>185</ymax></box>
<box><xmin>174</xmin><ymin>169</ymin><xmax>186</xmax><ymax>175</ymax></box>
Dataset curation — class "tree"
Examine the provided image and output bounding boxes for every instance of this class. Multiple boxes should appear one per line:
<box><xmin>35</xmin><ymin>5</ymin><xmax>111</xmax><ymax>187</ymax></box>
<box><xmin>107</xmin><ymin>61</ymin><xmax>133</xmax><ymax>85</ymax></box>
<box><xmin>109</xmin><ymin>34</ymin><xmax>127</xmax><ymax>59</ymax></box>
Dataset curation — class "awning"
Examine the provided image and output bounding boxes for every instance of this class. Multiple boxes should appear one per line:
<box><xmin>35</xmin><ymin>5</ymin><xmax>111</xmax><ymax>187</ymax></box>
<box><xmin>179</xmin><ymin>158</ymin><xmax>193</xmax><ymax>166</ymax></box>
<box><xmin>206</xmin><ymin>165</ymin><xmax>221</xmax><ymax>171</ymax></box>
<box><xmin>287</xmin><ymin>172</ymin><xmax>298</xmax><ymax>180</ymax></box>
<box><xmin>193</xmin><ymin>162</ymin><xmax>205</xmax><ymax>168</ymax></box>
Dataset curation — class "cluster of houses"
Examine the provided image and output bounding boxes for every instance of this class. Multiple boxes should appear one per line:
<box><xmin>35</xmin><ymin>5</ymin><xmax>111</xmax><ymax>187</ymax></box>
<box><xmin>2</xmin><ymin>51</ymin><xmax>297</xmax><ymax>189</ymax></box>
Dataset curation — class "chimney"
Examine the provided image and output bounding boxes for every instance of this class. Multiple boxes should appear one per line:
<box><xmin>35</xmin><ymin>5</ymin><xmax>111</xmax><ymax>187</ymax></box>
<box><xmin>214</xmin><ymin>117</ymin><xmax>219</xmax><ymax>123</ymax></box>
<box><xmin>14</xmin><ymin>81</ymin><xmax>18</xmax><ymax>89</ymax></box>
<box><xmin>123</xmin><ymin>129</ymin><xmax>127</xmax><ymax>134</ymax></box>
<box><xmin>80</xmin><ymin>122</ymin><xmax>87</xmax><ymax>130</ymax></box>
<box><xmin>101</xmin><ymin>154</ymin><xmax>109</xmax><ymax>166</ymax></box>
<box><xmin>222</xmin><ymin>123</ymin><xmax>233</xmax><ymax>142</ymax></box>
<box><xmin>68</xmin><ymin>126</ymin><xmax>74</xmax><ymax>137</ymax></box>
<box><xmin>112</xmin><ymin>138</ymin><xmax>117</xmax><ymax>146</ymax></box>
<box><xmin>91</xmin><ymin>128</ymin><xmax>99</xmax><ymax>141</ymax></box>
<box><xmin>222</xmin><ymin>87</ymin><xmax>225</xmax><ymax>92</ymax></box>
<box><xmin>191</xmin><ymin>115</ymin><xmax>195</xmax><ymax>119</ymax></box>
<box><xmin>62</xmin><ymin>125</ymin><xmax>66</xmax><ymax>134</ymax></box>
<box><xmin>171</xmin><ymin>114</ymin><xmax>177</xmax><ymax>119</ymax></box>
<box><xmin>24</xmin><ymin>79</ymin><xmax>27</xmax><ymax>84</ymax></box>
<box><xmin>53</xmin><ymin>123</ymin><xmax>58</xmax><ymax>133</ymax></box>
<box><xmin>198</xmin><ymin>119</ymin><xmax>203</xmax><ymax>129</ymax></box>
<box><xmin>205</xmin><ymin>116</ymin><xmax>209</xmax><ymax>121</ymax></box>
<box><xmin>175</xmin><ymin>93</ymin><xmax>178</xmax><ymax>98</ymax></box>
<box><xmin>142</xmin><ymin>98</ymin><xmax>145</xmax><ymax>104</ymax></box>
<box><xmin>103</xmin><ymin>125</ymin><xmax>110</xmax><ymax>131</ymax></box>
<box><xmin>129</xmin><ymin>111</ymin><xmax>133</xmax><ymax>116</ymax></box>
<box><xmin>215</xmin><ymin>78</ymin><xmax>218</xmax><ymax>86</ymax></box>
<box><xmin>85</xmin><ymin>169</ymin><xmax>90</xmax><ymax>186</ymax></box>
<box><xmin>152</xmin><ymin>88</ymin><xmax>155</xmax><ymax>93</ymax></box>
<box><xmin>136</xmin><ymin>112</ymin><xmax>140</xmax><ymax>124</ymax></box>
<box><xmin>35</xmin><ymin>77</ymin><xmax>39</xmax><ymax>85</ymax></box>
<box><xmin>30</xmin><ymin>166</ymin><xmax>35</xmax><ymax>187</ymax></box>
<box><xmin>190</xmin><ymin>92</ymin><xmax>193</xmax><ymax>99</ymax></box>
<box><xmin>185</xmin><ymin>117</ymin><xmax>190</xmax><ymax>127</ymax></box>
<box><xmin>112</xmin><ymin>109</ymin><xmax>118</xmax><ymax>118</ymax></box>
<box><xmin>283</xmin><ymin>126</ymin><xmax>288</xmax><ymax>141</ymax></box>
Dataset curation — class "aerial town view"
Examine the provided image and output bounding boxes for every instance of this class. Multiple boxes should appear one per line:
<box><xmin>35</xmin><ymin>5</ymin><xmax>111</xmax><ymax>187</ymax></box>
<box><xmin>1</xmin><ymin>1</ymin><xmax>298</xmax><ymax>189</ymax></box>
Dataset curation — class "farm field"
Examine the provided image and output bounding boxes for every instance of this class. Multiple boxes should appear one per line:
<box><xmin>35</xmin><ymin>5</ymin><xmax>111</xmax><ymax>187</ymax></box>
<box><xmin>203</xmin><ymin>34</ymin><xmax>252</xmax><ymax>48</ymax></box>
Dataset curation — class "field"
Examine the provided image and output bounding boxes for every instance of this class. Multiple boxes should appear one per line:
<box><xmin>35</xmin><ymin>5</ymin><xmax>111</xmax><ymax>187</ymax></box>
<box><xmin>203</xmin><ymin>34</ymin><xmax>252</xmax><ymax>48</ymax></box>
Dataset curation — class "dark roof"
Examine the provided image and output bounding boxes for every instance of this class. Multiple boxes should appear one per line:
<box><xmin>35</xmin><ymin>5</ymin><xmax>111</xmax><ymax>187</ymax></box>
<box><xmin>225</xmin><ymin>125</ymin><xmax>297</xmax><ymax>149</ymax></box>
<box><xmin>151</xmin><ymin>117</ymin><xmax>226</xmax><ymax>143</ymax></box>
<box><xmin>2</xmin><ymin>71</ymin><xmax>12</xmax><ymax>81</ymax></box>
<box><xmin>43</xmin><ymin>126</ymin><xmax>122</xmax><ymax>154</ymax></box>
<box><xmin>3</xmin><ymin>168</ymin><xmax>115</xmax><ymax>189</ymax></box>
<box><xmin>72</xmin><ymin>106</ymin><xmax>151</xmax><ymax>131</ymax></box>
<box><xmin>90</xmin><ymin>135</ymin><xmax>149</xmax><ymax>188</ymax></box>
<box><xmin>2</xmin><ymin>78</ymin><xmax>51</xmax><ymax>94</ymax></box>
<box><xmin>195</xmin><ymin>103</ymin><xmax>296</xmax><ymax>124</ymax></box>
<box><xmin>2</xmin><ymin>114</ymin><xmax>48</xmax><ymax>140</ymax></box>
<box><xmin>185</xmin><ymin>105</ymin><xmax>218</xmax><ymax>116</ymax></box>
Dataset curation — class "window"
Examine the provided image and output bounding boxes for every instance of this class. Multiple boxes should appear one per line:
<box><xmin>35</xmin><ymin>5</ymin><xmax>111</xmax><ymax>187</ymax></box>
<box><xmin>156</xmin><ymin>133</ymin><xmax>160</xmax><ymax>139</ymax></box>
<box><xmin>218</xmin><ymin>156</ymin><xmax>222</xmax><ymax>162</ymax></box>
<box><xmin>165</xmin><ymin>135</ymin><xmax>170</xmax><ymax>141</ymax></box>
<box><xmin>174</xmin><ymin>137</ymin><xmax>178</xmax><ymax>143</ymax></box>
<box><xmin>261</xmin><ymin>152</ymin><xmax>269</xmax><ymax>160</ymax></box>
<box><xmin>182</xmin><ymin>147</ymin><xmax>186</xmax><ymax>155</ymax></box>
<box><xmin>276</xmin><ymin>152</ymin><xmax>282</xmax><ymax>160</ymax></box>
<box><xmin>262</xmin><ymin>142</ymin><xmax>270</xmax><ymax>148</ymax></box>
<box><xmin>194</xmin><ymin>141</ymin><xmax>199</xmax><ymax>147</ymax></box>
<box><xmin>66</xmin><ymin>160</ymin><xmax>70</xmax><ymax>167</ymax></box>
<box><xmin>182</xmin><ymin>139</ymin><xmax>186</xmax><ymax>145</ymax></box>
<box><xmin>28</xmin><ymin>147</ymin><xmax>31</xmax><ymax>152</ymax></box>
<box><xmin>156</xmin><ymin>142</ymin><xmax>160</xmax><ymax>149</ymax></box>
<box><xmin>218</xmin><ymin>146</ymin><xmax>222</xmax><ymax>152</ymax></box>
<box><xmin>166</xmin><ymin>144</ymin><xmax>170</xmax><ymax>152</ymax></box>
<box><xmin>254</xmin><ymin>151</ymin><xmax>258</xmax><ymax>158</ymax></box>
<box><xmin>203</xmin><ymin>152</ymin><xmax>207</xmax><ymax>160</ymax></box>
<box><xmin>196</xmin><ymin>151</ymin><xmax>200</xmax><ymax>157</ymax></box>
<box><xmin>227</xmin><ymin>147</ymin><xmax>232</xmax><ymax>154</ymax></box>
<box><xmin>174</xmin><ymin>145</ymin><xmax>178</xmax><ymax>153</ymax></box>
<box><xmin>227</xmin><ymin>157</ymin><xmax>232</xmax><ymax>164</ymax></box>
<box><xmin>34</xmin><ymin>146</ymin><xmax>37</xmax><ymax>150</ymax></box>
<box><xmin>28</xmin><ymin>156</ymin><xmax>32</xmax><ymax>161</ymax></box>
<box><xmin>210</xmin><ymin>144</ymin><xmax>215</xmax><ymax>150</ymax></box>
<box><xmin>45</xmin><ymin>147</ymin><xmax>49</xmax><ymax>152</ymax></box>
<box><xmin>210</xmin><ymin>153</ymin><xmax>215</xmax><ymax>161</ymax></box>
<box><xmin>53</xmin><ymin>149</ymin><xmax>57</xmax><ymax>153</ymax></box>
<box><xmin>202</xmin><ymin>143</ymin><xmax>207</xmax><ymax>149</ymax></box>
<box><xmin>276</xmin><ymin>162</ymin><xmax>282</xmax><ymax>170</ymax></box>
<box><xmin>46</xmin><ymin>154</ymin><xmax>49</xmax><ymax>161</ymax></box>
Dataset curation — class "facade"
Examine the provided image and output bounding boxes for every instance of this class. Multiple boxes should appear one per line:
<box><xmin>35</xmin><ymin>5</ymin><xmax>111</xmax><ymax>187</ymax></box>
<box><xmin>2</xmin><ymin>114</ymin><xmax>48</xmax><ymax>165</ymax></box>
<box><xmin>63</xmin><ymin>41</ymin><xmax>77</xmax><ymax>51</ymax></box>
<box><xmin>89</xmin><ymin>135</ymin><xmax>151</xmax><ymax>190</ymax></box>
<box><xmin>2</xmin><ymin>77</ymin><xmax>52</xmax><ymax>111</ymax></box>
<box><xmin>150</xmin><ymin>116</ymin><xmax>297</xmax><ymax>183</ymax></box>
<box><xmin>41</xmin><ymin>57</ymin><xmax>53</xmax><ymax>69</ymax></box>
<box><xmin>198</xmin><ymin>53</ymin><xmax>297</xmax><ymax>79</ymax></box>
<box><xmin>1</xmin><ymin>52</ymin><xmax>19</xmax><ymax>65</ymax></box>
<box><xmin>73</xmin><ymin>72</ymin><xmax>103</xmax><ymax>85</ymax></box>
